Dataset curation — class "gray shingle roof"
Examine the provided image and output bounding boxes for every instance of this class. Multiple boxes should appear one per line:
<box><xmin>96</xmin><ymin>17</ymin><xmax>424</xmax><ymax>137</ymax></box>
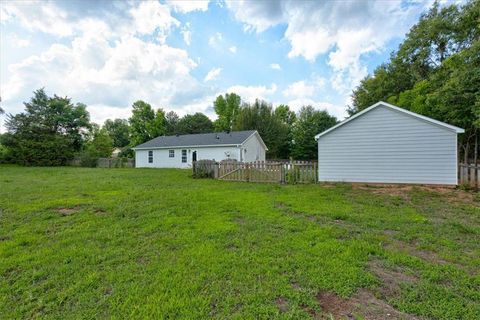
<box><xmin>133</xmin><ymin>130</ymin><xmax>257</xmax><ymax>149</ymax></box>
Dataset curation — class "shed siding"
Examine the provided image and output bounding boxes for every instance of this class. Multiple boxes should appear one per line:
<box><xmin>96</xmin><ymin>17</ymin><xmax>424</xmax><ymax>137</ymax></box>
<box><xmin>242</xmin><ymin>133</ymin><xmax>266</xmax><ymax>162</ymax></box>
<box><xmin>317</xmin><ymin>105</ymin><xmax>458</xmax><ymax>185</ymax></box>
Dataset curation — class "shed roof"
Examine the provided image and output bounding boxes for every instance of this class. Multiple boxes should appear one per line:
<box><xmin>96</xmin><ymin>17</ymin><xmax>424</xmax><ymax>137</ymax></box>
<box><xmin>315</xmin><ymin>101</ymin><xmax>465</xmax><ymax>140</ymax></box>
<box><xmin>133</xmin><ymin>130</ymin><xmax>265</xmax><ymax>149</ymax></box>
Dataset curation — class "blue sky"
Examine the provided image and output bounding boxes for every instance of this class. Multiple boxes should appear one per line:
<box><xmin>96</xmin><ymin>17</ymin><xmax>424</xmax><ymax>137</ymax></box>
<box><xmin>0</xmin><ymin>0</ymin><xmax>438</xmax><ymax>129</ymax></box>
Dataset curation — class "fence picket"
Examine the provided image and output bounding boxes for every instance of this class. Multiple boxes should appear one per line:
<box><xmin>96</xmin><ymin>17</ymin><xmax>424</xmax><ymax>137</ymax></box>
<box><xmin>193</xmin><ymin>160</ymin><xmax>319</xmax><ymax>184</ymax></box>
<box><xmin>458</xmin><ymin>163</ymin><xmax>479</xmax><ymax>188</ymax></box>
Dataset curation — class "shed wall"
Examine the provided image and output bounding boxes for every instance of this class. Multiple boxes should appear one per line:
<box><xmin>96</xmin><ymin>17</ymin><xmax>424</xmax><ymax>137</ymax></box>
<box><xmin>242</xmin><ymin>133</ymin><xmax>266</xmax><ymax>162</ymax></box>
<box><xmin>317</xmin><ymin>105</ymin><xmax>458</xmax><ymax>185</ymax></box>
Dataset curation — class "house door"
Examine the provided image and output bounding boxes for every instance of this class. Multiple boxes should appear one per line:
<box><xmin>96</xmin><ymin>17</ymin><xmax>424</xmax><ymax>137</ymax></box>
<box><xmin>192</xmin><ymin>151</ymin><xmax>197</xmax><ymax>162</ymax></box>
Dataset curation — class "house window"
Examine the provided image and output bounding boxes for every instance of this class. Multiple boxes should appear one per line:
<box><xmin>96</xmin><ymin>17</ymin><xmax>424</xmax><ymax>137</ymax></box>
<box><xmin>148</xmin><ymin>150</ymin><xmax>153</xmax><ymax>163</ymax></box>
<box><xmin>169</xmin><ymin>150</ymin><xmax>175</xmax><ymax>158</ymax></box>
<box><xmin>181</xmin><ymin>150</ymin><xmax>187</xmax><ymax>163</ymax></box>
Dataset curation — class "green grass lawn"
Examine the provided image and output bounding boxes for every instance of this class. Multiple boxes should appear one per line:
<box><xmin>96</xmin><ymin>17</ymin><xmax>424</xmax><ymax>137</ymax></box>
<box><xmin>0</xmin><ymin>167</ymin><xmax>479</xmax><ymax>319</ymax></box>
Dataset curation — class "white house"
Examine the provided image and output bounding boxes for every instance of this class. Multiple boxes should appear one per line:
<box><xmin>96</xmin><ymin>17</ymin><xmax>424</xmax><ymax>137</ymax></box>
<box><xmin>315</xmin><ymin>101</ymin><xmax>464</xmax><ymax>185</ymax></box>
<box><xmin>133</xmin><ymin>130</ymin><xmax>267</xmax><ymax>168</ymax></box>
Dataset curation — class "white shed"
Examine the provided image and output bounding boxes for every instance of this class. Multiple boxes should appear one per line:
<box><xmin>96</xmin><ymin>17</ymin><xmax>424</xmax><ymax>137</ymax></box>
<box><xmin>133</xmin><ymin>130</ymin><xmax>267</xmax><ymax>168</ymax></box>
<box><xmin>315</xmin><ymin>101</ymin><xmax>464</xmax><ymax>185</ymax></box>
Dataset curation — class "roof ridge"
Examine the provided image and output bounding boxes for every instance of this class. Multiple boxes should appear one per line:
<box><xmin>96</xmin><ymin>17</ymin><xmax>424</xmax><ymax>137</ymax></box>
<box><xmin>315</xmin><ymin>101</ymin><xmax>464</xmax><ymax>140</ymax></box>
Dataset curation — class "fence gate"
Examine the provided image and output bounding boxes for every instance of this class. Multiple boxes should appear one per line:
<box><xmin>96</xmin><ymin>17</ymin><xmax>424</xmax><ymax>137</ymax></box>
<box><xmin>218</xmin><ymin>161</ymin><xmax>284</xmax><ymax>183</ymax></box>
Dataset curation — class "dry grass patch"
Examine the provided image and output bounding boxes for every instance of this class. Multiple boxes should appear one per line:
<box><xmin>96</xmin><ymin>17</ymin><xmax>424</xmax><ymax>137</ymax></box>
<box><xmin>353</xmin><ymin>184</ymin><xmax>478</xmax><ymax>206</ymax></box>
<box><xmin>317</xmin><ymin>289</ymin><xmax>417</xmax><ymax>320</ymax></box>
<box><xmin>55</xmin><ymin>206</ymin><xmax>83</xmax><ymax>216</ymax></box>
<box><xmin>368</xmin><ymin>260</ymin><xmax>418</xmax><ymax>298</ymax></box>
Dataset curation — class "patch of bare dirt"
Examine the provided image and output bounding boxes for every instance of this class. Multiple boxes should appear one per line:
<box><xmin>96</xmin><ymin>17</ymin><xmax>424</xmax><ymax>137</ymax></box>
<box><xmin>94</xmin><ymin>208</ymin><xmax>107</xmax><ymax>215</ymax></box>
<box><xmin>136</xmin><ymin>256</ymin><xmax>150</xmax><ymax>265</ymax></box>
<box><xmin>431</xmin><ymin>187</ymin><xmax>477</xmax><ymax>205</ymax></box>
<box><xmin>316</xmin><ymin>289</ymin><xmax>417</xmax><ymax>320</ymax></box>
<box><xmin>103</xmin><ymin>286</ymin><xmax>113</xmax><ymax>295</ymax></box>
<box><xmin>0</xmin><ymin>235</ymin><xmax>11</xmax><ymax>241</ymax></box>
<box><xmin>368</xmin><ymin>260</ymin><xmax>418</xmax><ymax>298</ymax></box>
<box><xmin>275</xmin><ymin>297</ymin><xmax>289</xmax><ymax>313</ymax></box>
<box><xmin>56</xmin><ymin>206</ymin><xmax>83</xmax><ymax>216</ymax></box>
<box><xmin>316</xmin><ymin>291</ymin><xmax>354</xmax><ymax>319</ymax></box>
<box><xmin>385</xmin><ymin>240</ymin><xmax>448</xmax><ymax>265</ymax></box>
<box><xmin>290</xmin><ymin>278</ymin><xmax>416</xmax><ymax>319</ymax></box>
<box><xmin>291</xmin><ymin>281</ymin><xmax>301</xmax><ymax>290</ymax></box>
<box><xmin>352</xmin><ymin>184</ymin><xmax>477</xmax><ymax>206</ymax></box>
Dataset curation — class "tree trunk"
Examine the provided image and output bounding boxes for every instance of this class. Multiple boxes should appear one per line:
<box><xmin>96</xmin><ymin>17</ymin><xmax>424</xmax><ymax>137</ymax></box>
<box><xmin>464</xmin><ymin>141</ymin><xmax>469</xmax><ymax>164</ymax></box>
<box><xmin>475</xmin><ymin>129</ymin><xmax>478</xmax><ymax>189</ymax></box>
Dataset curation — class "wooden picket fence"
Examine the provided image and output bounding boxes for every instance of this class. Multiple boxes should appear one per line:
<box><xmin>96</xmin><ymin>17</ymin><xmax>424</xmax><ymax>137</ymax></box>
<box><xmin>193</xmin><ymin>160</ymin><xmax>317</xmax><ymax>184</ymax></box>
<box><xmin>459</xmin><ymin>163</ymin><xmax>479</xmax><ymax>188</ymax></box>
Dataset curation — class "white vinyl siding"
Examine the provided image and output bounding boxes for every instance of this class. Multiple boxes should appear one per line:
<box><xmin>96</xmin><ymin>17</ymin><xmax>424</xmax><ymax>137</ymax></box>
<box><xmin>242</xmin><ymin>132</ymin><xmax>266</xmax><ymax>162</ymax></box>
<box><xmin>135</xmin><ymin>146</ymin><xmax>242</xmax><ymax>168</ymax></box>
<box><xmin>317</xmin><ymin>105</ymin><xmax>458</xmax><ymax>185</ymax></box>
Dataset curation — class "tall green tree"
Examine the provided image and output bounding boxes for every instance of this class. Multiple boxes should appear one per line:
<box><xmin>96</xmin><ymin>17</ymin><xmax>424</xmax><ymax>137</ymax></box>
<box><xmin>129</xmin><ymin>100</ymin><xmax>166</xmax><ymax>146</ymax></box>
<box><xmin>165</xmin><ymin>111</ymin><xmax>180</xmax><ymax>135</ymax></box>
<box><xmin>351</xmin><ymin>1</ymin><xmax>478</xmax><ymax>114</ymax></box>
<box><xmin>275</xmin><ymin>104</ymin><xmax>296</xmax><ymax>126</ymax></box>
<box><xmin>2</xmin><ymin>88</ymin><xmax>90</xmax><ymax>165</ymax></box>
<box><xmin>213</xmin><ymin>93</ymin><xmax>241</xmax><ymax>132</ymax></box>
<box><xmin>274</xmin><ymin>104</ymin><xmax>296</xmax><ymax>158</ymax></box>
<box><xmin>176</xmin><ymin>113</ymin><xmax>213</xmax><ymax>134</ymax></box>
<box><xmin>85</xmin><ymin>127</ymin><xmax>114</xmax><ymax>158</ymax></box>
<box><xmin>234</xmin><ymin>100</ymin><xmax>289</xmax><ymax>159</ymax></box>
<box><xmin>290</xmin><ymin>106</ymin><xmax>337</xmax><ymax>160</ymax></box>
<box><xmin>104</xmin><ymin>118</ymin><xmax>130</xmax><ymax>148</ymax></box>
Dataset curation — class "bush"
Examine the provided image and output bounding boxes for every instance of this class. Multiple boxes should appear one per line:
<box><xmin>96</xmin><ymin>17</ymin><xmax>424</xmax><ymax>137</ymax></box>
<box><xmin>193</xmin><ymin>160</ymin><xmax>217</xmax><ymax>178</ymax></box>
<box><xmin>79</xmin><ymin>155</ymin><xmax>98</xmax><ymax>168</ymax></box>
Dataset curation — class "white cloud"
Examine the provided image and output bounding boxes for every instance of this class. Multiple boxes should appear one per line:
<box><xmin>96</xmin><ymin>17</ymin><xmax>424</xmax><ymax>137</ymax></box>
<box><xmin>0</xmin><ymin>1</ymin><xmax>74</xmax><ymax>37</ymax></box>
<box><xmin>10</xmin><ymin>34</ymin><xmax>30</xmax><ymax>48</ymax></box>
<box><xmin>229</xmin><ymin>46</ymin><xmax>237</xmax><ymax>53</ymax></box>
<box><xmin>286</xmin><ymin>98</ymin><xmax>346</xmax><ymax>119</ymax></box>
<box><xmin>166</xmin><ymin>0</ymin><xmax>210</xmax><ymax>13</ymax></box>
<box><xmin>1</xmin><ymin>1</ymin><xmax>213</xmax><ymax>122</ymax></box>
<box><xmin>282</xmin><ymin>76</ymin><xmax>326</xmax><ymax>98</ymax></box>
<box><xmin>1</xmin><ymin>1</ymin><xmax>181</xmax><ymax>43</ymax></box>
<box><xmin>181</xmin><ymin>22</ymin><xmax>192</xmax><ymax>45</ymax></box>
<box><xmin>208</xmin><ymin>32</ymin><xmax>222</xmax><ymax>47</ymax></box>
<box><xmin>204</xmin><ymin>68</ymin><xmax>222</xmax><ymax>82</ymax></box>
<box><xmin>330</xmin><ymin>63</ymin><xmax>368</xmax><ymax>94</ymax></box>
<box><xmin>226</xmin><ymin>84</ymin><xmax>277</xmax><ymax>103</ymax></box>
<box><xmin>286</xmin><ymin>28</ymin><xmax>334</xmax><ymax>62</ymax></box>
<box><xmin>270</xmin><ymin>63</ymin><xmax>281</xmax><ymax>70</ymax></box>
<box><xmin>88</xmin><ymin>104</ymin><xmax>132</xmax><ymax>125</ymax></box>
<box><xmin>129</xmin><ymin>1</ymin><xmax>180</xmax><ymax>43</ymax></box>
<box><xmin>1</xmin><ymin>28</ymin><xmax>208</xmax><ymax>121</ymax></box>
<box><xmin>227</xmin><ymin>1</ymin><xmax>425</xmax><ymax>98</ymax></box>
<box><xmin>282</xmin><ymin>81</ymin><xmax>315</xmax><ymax>98</ymax></box>
<box><xmin>226</xmin><ymin>0</ymin><xmax>283</xmax><ymax>32</ymax></box>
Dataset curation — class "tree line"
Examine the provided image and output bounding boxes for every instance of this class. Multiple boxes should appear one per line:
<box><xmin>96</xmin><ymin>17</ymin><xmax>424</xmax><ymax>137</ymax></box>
<box><xmin>1</xmin><ymin>0</ymin><xmax>477</xmax><ymax>166</ymax></box>
<box><xmin>0</xmin><ymin>89</ymin><xmax>337</xmax><ymax>165</ymax></box>
<box><xmin>350</xmin><ymin>0</ymin><xmax>479</xmax><ymax>163</ymax></box>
